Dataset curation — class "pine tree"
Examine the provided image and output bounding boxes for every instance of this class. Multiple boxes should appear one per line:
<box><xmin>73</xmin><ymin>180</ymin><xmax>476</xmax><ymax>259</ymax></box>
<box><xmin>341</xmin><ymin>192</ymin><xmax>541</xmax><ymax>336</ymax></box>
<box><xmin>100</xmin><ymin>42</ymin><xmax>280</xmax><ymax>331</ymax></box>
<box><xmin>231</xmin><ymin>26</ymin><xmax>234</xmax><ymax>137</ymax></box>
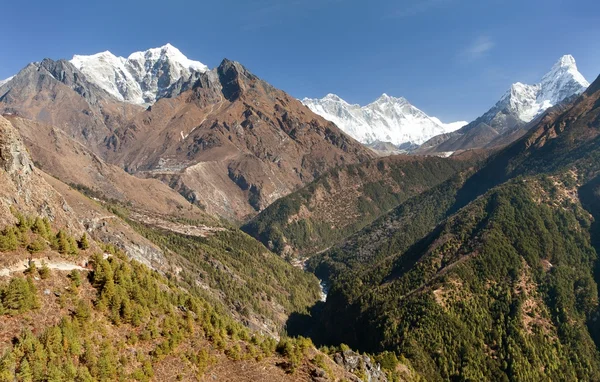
<box><xmin>27</xmin><ymin>238</ymin><xmax>46</xmax><ymax>254</ymax></box>
<box><xmin>68</xmin><ymin>270</ymin><xmax>82</xmax><ymax>288</ymax></box>
<box><xmin>0</xmin><ymin>353</ymin><xmax>16</xmax><ymax>382</ymax></box>
<box><xmin>68</xmin><ymin>237</ymin><xmax>79</xmax><ymax>256</ymax></box>
<box><xmin>0</xmin><ymin>227</ymin><xmax>19</xmax><ymax>252</ymax></box>
<box><xmin>39</xmin><ymin>261</ymin><xmax>50</xmax><ymax>280</ymax></box>
<box><xmin>97</xmin><ymin>342</ymin><xmax>118</xmax><ymax>380</ymax></box>
<box><xmin>79</xmin><ymin>233</ymin><xmax>90</xmax><ymax>250</ymax></box>
<box><xmin>23</xmin><ymin>261</ymin><xmax>37</xmax><ymax>276</ymax></box>
<box><xmin>2</xmin><ymin>277</ymin><xmax>38</xmax><ymax>314</ymax></box>
<box><xmin>56</xmin><ymin>230</ymin><xmax>69</xmax><ymax>254</ymax></box>
<box><xmin>74</xmin><ymin>300</ymin><xmax>91</xmax><ymax>322</ymax></box>
<box><xmin>32</xmin><ymin>217</ymin><xmax>49</xmax><ymax>238</ymax></box>
<box><xmin>17</xmin><ymin>359</ymin><xmax>33</xmax><ymax>382</ymax></box>
<box><xmin>75</xmin><ymin>366</ymin><xmax>93</xmax><ymax>382</ymax></box>
<box><xmin>46</xmin><ymin>364</ymin><xmax>64</xmax><ymax>382</ymax></box>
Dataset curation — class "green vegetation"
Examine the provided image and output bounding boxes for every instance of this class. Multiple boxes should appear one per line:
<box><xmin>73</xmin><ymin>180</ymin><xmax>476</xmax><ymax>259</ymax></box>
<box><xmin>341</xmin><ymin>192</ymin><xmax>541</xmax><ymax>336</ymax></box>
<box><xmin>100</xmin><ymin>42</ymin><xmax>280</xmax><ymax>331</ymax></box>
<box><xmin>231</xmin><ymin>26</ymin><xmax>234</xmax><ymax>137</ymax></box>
<box><xmin>315</xmin><ymin>177</ymin><xmax>600</xmax><ymax>381</ymax></box>
<box><xmin>128</xmin><ymin>221</ymin><xmax>321</xmax><ymax>328</ymax></box>
<box><xmin>0</xmin><ymin>248</ymin><xmax>269</xmax><ymax>381</ymax></box>
<box><xmin>0</xmin><ymin>212</ymin><xmax>82</xmax><ymax>257</ymax></box>
<box><xmin>276</xmin><ymin>336</ymin><xmax>312</xmax><ymax>373</ymax></box>
<box><xmin>0</xmin><ymin>217</ymin><xmax>381</xmax><ymax>381</ymax></box>
<box><xmin>38</xmin><ymin>262</ymin><xmax>50</xmax><ymax>280</ymax></box>
<box><xmin>299</xmin><ymin>84</ymin><xmax>600</xmax><ymax>381</ymax></box>
<box><xmin>308</xmin><ymin>171</ymin><xmax>471</xmax><ymax>283</ymax></box>
<box><xmin>243</xmin><ymin>156</ymin><xmax>473</xmax><ymax>257</ymax></box>
<box><xmin>78</xmin><ymin>233</ymin><xmax>90</xmax><ymax>250</ymax></box>
<box><xmin>0</xmin><ymin>276</ymin><xmax>39</xmax><ymax>315</ymax></box>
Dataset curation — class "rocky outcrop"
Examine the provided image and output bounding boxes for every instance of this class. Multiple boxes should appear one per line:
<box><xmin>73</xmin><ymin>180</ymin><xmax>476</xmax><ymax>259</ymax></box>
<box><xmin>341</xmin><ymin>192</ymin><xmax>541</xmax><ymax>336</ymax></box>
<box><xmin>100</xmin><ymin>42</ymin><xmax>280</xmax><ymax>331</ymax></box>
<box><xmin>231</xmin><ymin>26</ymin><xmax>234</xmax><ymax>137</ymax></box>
<box><xmin>333</xmin><ymin>350</ymin><xmax>388</xmax><ymax>382</ymax></box>
<box><xmin>0</xmin><ymin>115</ymin><xmax>33</xmax><ymax>182</ymax></box>
<box><xmin>0</xmin><ymin>115</ymin><xmax>79</xmax><ymax>229</ymax></box>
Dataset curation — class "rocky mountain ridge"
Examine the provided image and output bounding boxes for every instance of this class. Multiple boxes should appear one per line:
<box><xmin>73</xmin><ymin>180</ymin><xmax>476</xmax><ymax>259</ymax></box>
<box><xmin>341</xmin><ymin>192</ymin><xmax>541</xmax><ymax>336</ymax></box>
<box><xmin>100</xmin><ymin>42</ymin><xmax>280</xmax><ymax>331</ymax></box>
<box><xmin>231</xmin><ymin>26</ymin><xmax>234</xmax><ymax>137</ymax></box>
<box><xmin>70</xmin><ymin>43</ymin><xmax>208</xmax><ymax>105</ymax></box>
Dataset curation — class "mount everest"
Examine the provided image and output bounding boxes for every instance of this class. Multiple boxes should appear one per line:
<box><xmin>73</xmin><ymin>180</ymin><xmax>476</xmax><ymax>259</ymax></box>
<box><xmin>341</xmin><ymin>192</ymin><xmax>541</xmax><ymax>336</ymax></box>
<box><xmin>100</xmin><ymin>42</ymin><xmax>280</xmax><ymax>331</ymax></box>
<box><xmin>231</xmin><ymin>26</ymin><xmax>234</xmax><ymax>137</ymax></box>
<box><xmin>302</xmin><ymin>93</ymin><xmax>467</xmax><ymax>147</ymax></box>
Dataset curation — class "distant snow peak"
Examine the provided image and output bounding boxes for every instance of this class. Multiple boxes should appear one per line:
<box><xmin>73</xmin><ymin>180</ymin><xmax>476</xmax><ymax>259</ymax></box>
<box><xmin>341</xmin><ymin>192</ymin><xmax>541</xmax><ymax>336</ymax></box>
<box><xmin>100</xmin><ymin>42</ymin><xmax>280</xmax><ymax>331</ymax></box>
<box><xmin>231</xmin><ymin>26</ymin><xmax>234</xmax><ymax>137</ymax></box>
<box><xmin>492</xmin><ymin>55</ymin><xmax>589</xmax><ymax>124</ymax></box>
<box><xmin>556</xmin><ymin>54</ymin><xmax>576</xmax><ymax>68</ymax></box>
<box><xmin>302</xmin><ymin>94</ymin><xmax>467</xmax><ymax>146</ymax></box>
<box><xmin>70</xmin><ymin>44</ymin><xmax>207</xmax><ymax>105</ymax></box>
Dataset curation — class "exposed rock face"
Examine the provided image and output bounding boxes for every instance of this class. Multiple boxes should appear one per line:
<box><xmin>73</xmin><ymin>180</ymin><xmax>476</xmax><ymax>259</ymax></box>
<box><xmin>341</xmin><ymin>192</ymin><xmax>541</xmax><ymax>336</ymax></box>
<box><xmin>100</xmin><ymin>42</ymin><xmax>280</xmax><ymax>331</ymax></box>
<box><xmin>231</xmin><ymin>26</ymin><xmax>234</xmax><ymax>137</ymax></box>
<box><xmin>333</xmin><ymin>350</ymin><xmax>388</xmax><ymax>382</ymax></box>
<box><xmin>0</xmin><ymin>59</ymin><xmax>142</xmax><ymax>157</ymax></box>
<box><xmin>0</xmin><ymin>114</ymin><xmax>168</xmax><ymax>267</ymax></box>
<box><xmin>0</xmin><ymin>115</ymin><xmax>33</xmax><ymax>181</ymax></box>
<box><xmin>0</xmin><ymin>115</ymin><xmax>78</xmax><ymax>229</ymax></box>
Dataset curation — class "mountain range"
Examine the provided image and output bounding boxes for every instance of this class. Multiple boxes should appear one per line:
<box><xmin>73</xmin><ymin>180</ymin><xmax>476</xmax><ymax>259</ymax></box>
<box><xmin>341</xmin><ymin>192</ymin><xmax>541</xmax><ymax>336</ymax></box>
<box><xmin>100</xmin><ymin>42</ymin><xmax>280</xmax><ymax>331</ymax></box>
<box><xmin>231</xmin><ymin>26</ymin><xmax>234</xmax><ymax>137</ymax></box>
<box><xmin>0</xmin><ymin>46</ymin><xmax>373</xmax><ymax>221</ymax></box>
<box><xmin>71</xmin><ymin>43</ymin><xmax>208</xmax><ymax>105</ymax></box>
<box><xmin>302</xmin><ymin>93</ymin><xmax>467</xmax><ymax>148</ymax></box>
<box><xmin>1</xmin><ymin>41</ymin><xmax>600</xmax><ymax>382</ymax></box>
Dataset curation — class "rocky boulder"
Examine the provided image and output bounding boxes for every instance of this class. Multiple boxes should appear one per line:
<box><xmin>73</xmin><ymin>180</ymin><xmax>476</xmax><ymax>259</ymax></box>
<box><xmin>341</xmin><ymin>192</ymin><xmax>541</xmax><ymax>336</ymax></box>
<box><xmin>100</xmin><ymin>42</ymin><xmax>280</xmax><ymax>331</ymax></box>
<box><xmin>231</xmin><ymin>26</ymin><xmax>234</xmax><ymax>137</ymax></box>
<box><xmin>333</xmin><ymin>350</ymin><xmax>388</xmax><ymax>382</ymax></box>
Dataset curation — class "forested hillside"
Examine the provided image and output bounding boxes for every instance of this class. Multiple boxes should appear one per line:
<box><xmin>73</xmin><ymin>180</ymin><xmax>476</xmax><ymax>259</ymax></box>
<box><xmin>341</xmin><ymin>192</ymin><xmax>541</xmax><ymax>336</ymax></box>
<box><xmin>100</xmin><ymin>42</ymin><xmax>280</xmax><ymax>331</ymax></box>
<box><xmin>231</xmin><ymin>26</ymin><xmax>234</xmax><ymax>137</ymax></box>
<box><xmin>243</xmin><ymin>153</ymin><xmax>481</xmax><ymax>257</ymax></box>
<box><xmin>0</xmin><ymin>213</ymin><xmax>400</xmax><ymax>381</ymax></box>
<box><xmin>297</xmin><ymin>75</ymin><xmax>600</xmax><ymax>381</ymax></box>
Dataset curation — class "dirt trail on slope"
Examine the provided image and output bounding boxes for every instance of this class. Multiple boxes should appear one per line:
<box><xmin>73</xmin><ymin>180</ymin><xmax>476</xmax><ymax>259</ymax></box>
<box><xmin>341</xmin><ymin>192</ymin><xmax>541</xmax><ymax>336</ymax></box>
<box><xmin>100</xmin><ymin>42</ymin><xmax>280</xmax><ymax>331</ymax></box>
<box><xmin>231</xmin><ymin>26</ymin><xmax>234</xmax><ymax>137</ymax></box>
<box><xmin>0</xmin><ymin>258</ymin><xmax>87</xmax><ymax>277</ymax></box>
<box><xmin>128</xmin><ymin>212</ymin><xmax>226</xmax><ymax>237</ymax></box>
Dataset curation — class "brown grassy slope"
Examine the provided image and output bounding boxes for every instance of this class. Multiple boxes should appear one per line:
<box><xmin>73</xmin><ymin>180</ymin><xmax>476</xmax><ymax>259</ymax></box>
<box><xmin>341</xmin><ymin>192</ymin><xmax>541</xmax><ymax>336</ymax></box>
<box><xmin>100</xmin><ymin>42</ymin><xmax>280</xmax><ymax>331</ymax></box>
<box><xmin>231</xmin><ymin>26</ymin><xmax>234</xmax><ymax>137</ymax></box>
<box><xmin>7</xmin><ymin>115</ymin><xmax>216</xmax><ymax>223</ymax></box>
<box><xmin>0</xmin><ymin>115</ymin><xmax>82</xmax><ymax>231</ymax></box>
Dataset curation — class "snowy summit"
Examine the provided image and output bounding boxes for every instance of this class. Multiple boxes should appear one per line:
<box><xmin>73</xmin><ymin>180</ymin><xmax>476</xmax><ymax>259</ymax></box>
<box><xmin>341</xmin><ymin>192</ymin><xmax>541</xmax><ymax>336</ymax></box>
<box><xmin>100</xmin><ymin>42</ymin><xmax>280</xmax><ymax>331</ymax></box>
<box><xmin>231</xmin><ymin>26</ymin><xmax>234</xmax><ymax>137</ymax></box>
<box><xmin>483</xmin><ymin>54</ymin><xmax>589</xmax><ymax>125</ymax></box>
<box><xmin>71</xmin><ymin>44</ymin><xmax>208</xmax><ymax>106</ymax></box>
<box><xmin>302</xmin><ymin>93</ymin><xmax>467</xmax><ymax>147</ymax></box>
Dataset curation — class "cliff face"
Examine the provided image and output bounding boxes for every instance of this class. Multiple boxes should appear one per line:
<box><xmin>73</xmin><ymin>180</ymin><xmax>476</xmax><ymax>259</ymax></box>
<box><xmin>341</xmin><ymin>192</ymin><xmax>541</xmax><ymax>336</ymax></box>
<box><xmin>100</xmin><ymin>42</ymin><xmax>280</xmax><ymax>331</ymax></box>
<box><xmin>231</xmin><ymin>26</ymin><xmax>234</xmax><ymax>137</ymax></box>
<box><xmin>0</xmin><ymin>114</ymin><xmax>74</xmax><ymax>228</ymax></box>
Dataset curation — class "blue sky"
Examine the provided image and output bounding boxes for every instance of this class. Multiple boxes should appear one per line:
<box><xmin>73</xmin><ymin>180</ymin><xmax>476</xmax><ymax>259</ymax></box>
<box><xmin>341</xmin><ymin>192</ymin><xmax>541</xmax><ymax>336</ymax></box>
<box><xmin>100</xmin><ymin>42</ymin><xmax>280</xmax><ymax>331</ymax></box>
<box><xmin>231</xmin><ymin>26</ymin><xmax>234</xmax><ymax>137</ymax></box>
<box><xmin>1</xmin><ymin>0</ymin><xmax>599</xmax><ymax>121</ymax></box>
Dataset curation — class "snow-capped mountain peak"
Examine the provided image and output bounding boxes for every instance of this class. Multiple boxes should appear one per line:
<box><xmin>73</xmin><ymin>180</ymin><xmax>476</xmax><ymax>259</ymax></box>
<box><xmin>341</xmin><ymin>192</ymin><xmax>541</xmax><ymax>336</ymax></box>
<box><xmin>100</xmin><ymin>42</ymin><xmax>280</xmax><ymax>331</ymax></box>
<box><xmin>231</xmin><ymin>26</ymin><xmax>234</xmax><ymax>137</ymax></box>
<box><xmin>537</xmin><ymin>54</ymin><xmax>589</xmax><ymax>107</ymax></box>
<box><xmin>70</xmin><ymin>44</ymin><xmax>208</xmax><ymax>105</ymax></box>
<box><xmin>302</xmin><ymin>94</ymin><xmax>467</xmax><ymax>146</ymax></box>
<box><xmin>126</xmin><ymin>43</ymin><xmax>207</xmax><ymax>73</ymax></box>
<box><xmin>555</xmin><ymin>54</ymin><xmax>576</xmax><ymax>68</ymax></box>
<box><xmin>322</xmin><ymin>93</ymin><xmax>348</xmax><ymax>103</ymax></box>
<box><xmin>485</xmin><ymin>54</ymin><xmax>589</xmax><ymax>126</ymax></box>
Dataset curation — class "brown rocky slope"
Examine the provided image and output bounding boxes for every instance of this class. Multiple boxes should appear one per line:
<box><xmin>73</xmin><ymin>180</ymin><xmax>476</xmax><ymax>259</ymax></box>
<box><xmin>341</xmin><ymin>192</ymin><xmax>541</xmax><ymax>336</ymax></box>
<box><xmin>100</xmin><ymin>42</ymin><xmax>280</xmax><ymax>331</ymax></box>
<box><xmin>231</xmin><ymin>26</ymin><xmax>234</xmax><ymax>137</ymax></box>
<box><xmin>112</xmin><ymin>59</ymin><xmax>374</xmax><ymax>220</ymax></box>
<box><xmin>1</xmin><ymin>58</ymin><xmax>373</xmax><ymax>221</ymax></box>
